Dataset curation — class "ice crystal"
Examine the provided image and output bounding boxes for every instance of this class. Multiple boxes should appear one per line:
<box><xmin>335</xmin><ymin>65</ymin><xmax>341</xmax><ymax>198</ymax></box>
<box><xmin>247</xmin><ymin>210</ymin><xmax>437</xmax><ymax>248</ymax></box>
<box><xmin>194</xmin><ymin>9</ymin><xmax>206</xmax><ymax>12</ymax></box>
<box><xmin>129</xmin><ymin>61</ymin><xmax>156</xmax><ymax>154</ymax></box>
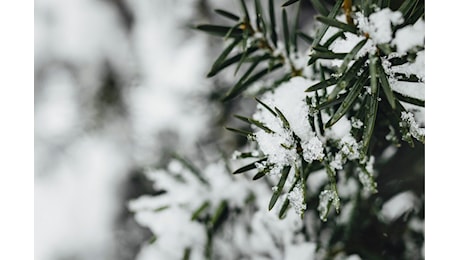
<box><xmin>365</xmin><ymin>156</ymin><xmax>375</xmax><ymax>174</ymax></box>
<box><xmin>380</xmin><ymin>56</ymin><xmax>398</xmax><ymax>85</ymax></box>
<box><xmin>400</xmin><ymin>111</ymin><xmax>425</xmax><ymax>142</ymax></box>
<box><xmin>302</xmin><ymin>136</ymin><xmax>325</xmax><ymax>163</ymax></box>
<box><xmin>328</xmin><ymin>136</ymin><xmax>361</xmax><ymax>170</ymax></box>
<box><xmin>287</xmin><ymin>185</ymin><xmax>306</xmax><ymax>215</ymax></box>
<box><xmin>351</xmin><ymin>117</ymin><xmax>364</xmax><ymax>129</ymax></box>
<box><xmin>364</xmin><ymin>85</ymin><xmax>372</xmax><ymax>95</ymax></box>
<box><xmin>358</xmin><ymin>171</ymin><xmax>371</xmax><ymax>192</ymax></box>
<box><xmin>358</xmin><ymin>160</ymin><xmax>377</xmax><ymax>195</ymax></box>
<box><xmin>339</xmin><ymin>135</ymin><xmax>360</xmax><ymax>161</ymax></box>
<box><xmin>318</xmin><ymin>189</ymin><xmax>340</xmax><ymax>222</ymax></box>
<box><xmin>330</xmin><ymin>153</ymin><xmax>344</xmax><ymax>170</ymax></box>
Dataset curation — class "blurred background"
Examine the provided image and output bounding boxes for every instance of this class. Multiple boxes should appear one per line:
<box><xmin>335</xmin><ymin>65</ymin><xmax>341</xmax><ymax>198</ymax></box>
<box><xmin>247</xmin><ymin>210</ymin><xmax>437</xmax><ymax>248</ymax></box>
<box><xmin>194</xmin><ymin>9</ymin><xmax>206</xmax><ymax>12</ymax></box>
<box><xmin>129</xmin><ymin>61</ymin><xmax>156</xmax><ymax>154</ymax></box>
<box><xmin>35</xmin><ymin>0</ymin><xmax>305</xmax><ymax>258</ymax></box>
<box><xmin>34</xmin><ymin>0</ymin><xmax>222</xmax><ymax>259</ymax></box>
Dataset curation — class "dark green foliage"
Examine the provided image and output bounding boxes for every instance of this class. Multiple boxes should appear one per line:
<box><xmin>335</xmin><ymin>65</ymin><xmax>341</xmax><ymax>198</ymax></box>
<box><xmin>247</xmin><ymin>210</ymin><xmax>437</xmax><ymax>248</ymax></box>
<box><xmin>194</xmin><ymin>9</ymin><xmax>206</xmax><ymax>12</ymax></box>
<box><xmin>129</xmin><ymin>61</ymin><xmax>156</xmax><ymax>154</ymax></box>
<box><xmin>325</xmin><ymin>71</ymin><xmax>368</xmax><ymax>127</ymax></box>
<box><xmin>312</xmin><ymin>0</ymin><xmax>344</xmax><ymax>47</ymax></box>
<box><xmin>207</xmin><ymin>47</ymin><xmax>258</xmax><ymax>77</ymax></box>
<box><xmin>215</xmin><ymin>9</ymin><xmax>240</xmax><ymax>21</ymax></box>
<box><xmin>232</xmin><ymin>158</ymin><xmax>268</xmax><ymax>174</ymax></box>
<box><xmin>189</xmin><ymin>0</ymin><xmax>425</xmax><ymax>258</ymax></box>
<box><xmin>195</xmin><ymin>24</ymin><xmax>243</xmax><ymax>38</ymax></box>
<box><xmin>310</xmin><ymin>0</ymin><xmax>330</xmax><ymax>16</ymax></box>
<box><xmin>282</xmin><ymin>0</ymin><xmax>300</xmax><ymax>7</ymax></box>
<box><xmin>268</xmin><ymin>166</ymin><xmax>291</xmax><ymax>210</ymax></box>
<box><xmin>315</xmin><ymin>16</ymin><xmax>358</xmax><ymax>34</ymax></box>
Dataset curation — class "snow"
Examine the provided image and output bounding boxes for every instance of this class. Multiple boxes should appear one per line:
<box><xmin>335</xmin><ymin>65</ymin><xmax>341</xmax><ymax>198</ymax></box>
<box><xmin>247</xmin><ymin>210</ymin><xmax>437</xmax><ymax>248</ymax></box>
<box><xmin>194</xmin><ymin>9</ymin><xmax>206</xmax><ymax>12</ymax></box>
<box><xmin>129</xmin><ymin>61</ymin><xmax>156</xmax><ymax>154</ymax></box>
<box><xmin>35</xmin><ymin>137</ymin><xmax>130</xmax><ymax>260</ymax></box>
<box><xmin>257</xmin><ymin>77</ymin><xmax>316</xmax><ymax>141</ymax></box>
<box><xmin>325</xmin><ymin>9</ymin><xmax>422</xmax><ymax>75</ymax></box>
<box><xmin>307</xmin><ymin>169</ymin><xmax>329</xmax><ymax>193</ymax></box>
<box><xmin>284</xmin><ymin>242</ymin><xmax>316</xmax><ymax>259</ymax></box>
<box><xmin>287</xmin><ymin>184</ymin><xmax>307</xmax><ymax>215</ymax></box>
<box><xmin>358</xmin><ymin>169</ymin><xmax>376</xmax><ymax>194</ymax></box>
<box><xmin>391</xmin><ymin>81</ymin><xmax>425</xmax><ymax>101</ymax></box>
<box><xmin>34</xmin><ymin>70</ymin><xmax>80</xmax><ymax>140</ymax></box>
<box><xmin>356</xmin><ymin>156</ymin><xmax>377</xmax><ymax>195</ymax></box>
<box><xmin>324</xmin><ymin>115</ymin><xmax>352</xmax><ymax>140</ymax></box>
<box><xmin>324</xmin><ymin>9</ymin><xmax>405</xmax><ymax>68</ymax></box>
<box><xmin>356</xmin><ymin>8</ymin><xmax>404</xmax><ymax>44</ymax></box>
<box><xmin>130</xmin><ymin>159</ymin><xmax>252</xmax><ymax>259</ymax></box>
<box><xmin>144</xmin><ymin>160</ymin><xmax>252</xmax><ymax>211</ymax></box>
<box><xmin>250</xmin><ymin>77</ymin><xmax>333</xmax><ymax>215</ymax></box>
<box><xmin>408</xmin><ymin>217</ymin><xmax>425</xmax><ymax>233</ymax></box>
<box><xmin>380</xmin><ymin>145</ymin><xmax>398</xmax><ymax>161</ymax></box>
<box><xmin>391</xmin><ymin>50</ymin><xmax>425</xmax><ymax>82</ymax></box>
<box><xmin>131</xmin><ymin>155</ymin><xmax>325</xmax><ymax>259</ymax></box>
<box><xmin>134</xmin><ymin>206</ymin><xmax>207</xmax><ymax>259</ymax></box>
<box><xmin>34</xmin><ymin>0</ymin><xmax>425</xmax><ymax>258</ymax></box>
<box><xmin>393</xmin><ymin>19</ymin><xmax>425</xmax><ymax>54</ymax></box>
<box><xmin>340</xmin><ymin>135</ymin><xmax>361</xmax><ymax>161</ymax></box>
<box><xmin>336</xmin><ymin>201</ymin><xmax>354</xmax><ymax>224</ymax></box>
<box><xmin>35</xmin><ymin>0</ymin><xmax>131</xmax><ymax>67</ymax></box>
<box><xmin>255</xmin><ymin>129</ymin><xmax>298</xmax><ymax>174</ymax></box>
<box><xmin>381</xmin><ymin>191</ymin><xmax>419</xmax><ymax>223</ymax></box>
<box><xmin>35</xmin><ymin>0</ymin><xmax>214</xmax><ymax>259</ymax></box>
<box><xmin>231</xmin><ymin>150</ymin><xmax>243</xmax><ymax>160</ymax></box>
<box><xmin>401</xmin><ymin>102</ymin><xmax>425</xmax><ymax>126</ymax></box>
<box><xmin>337</xmin><ymin>172</ymin><xmax>359</xmax><ymax>199</ymax></box>
<box><xmin>246</xmin><ymin>208</ymin><xmax>312</xmax><ymax>258</ymax></box>
<box><xmin>351</xmin><ymin>117</ymin><xmax>364</xmax><ymax>129</ymax></box>
<box><xmin>329</xmin><ymin>32</ymin><xmax>374</xmax><ymax>66</ymax></box>
<box><xmin>330</xmin><ymin>154</ymin><xmax>344</xmax><ymax>170</ymax></box>
<box><xmin>329</xmin><ymin>135</ymin><xmax>361</xmax><ymax>171</ymax></box>
<box><xmin>318</xmin><ymin>189</ymin><xmax>340</xmax><ymax>221</ymax></box>
<box><xmin>302</xmin><ymin>136</ymin><xmax>325</xmax><ymax>163</ymax></box>
<box><xmin>400</xmin><ymin>111</ymin><xmax>425</xmax><ymax>142</ymax></box>
<box><xmin>128</xmin><ymin>0</ymin><xmax>212</xmax><ymax>164</ymax></box>
<box><xmin>252</xmin><ymin>77</ymin><xmax>323</xmax><ymax>178</ymax></box>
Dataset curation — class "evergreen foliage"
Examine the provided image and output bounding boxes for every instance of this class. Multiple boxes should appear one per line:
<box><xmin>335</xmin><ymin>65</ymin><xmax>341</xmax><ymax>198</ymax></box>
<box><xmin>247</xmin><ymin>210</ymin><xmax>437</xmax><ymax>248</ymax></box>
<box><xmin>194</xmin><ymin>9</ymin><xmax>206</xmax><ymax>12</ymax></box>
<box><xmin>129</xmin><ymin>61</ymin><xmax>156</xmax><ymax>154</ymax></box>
<box><xmin>131</xmin><ymin>0</ymin><xmax>425</xmax><ymax>259</ymax></box>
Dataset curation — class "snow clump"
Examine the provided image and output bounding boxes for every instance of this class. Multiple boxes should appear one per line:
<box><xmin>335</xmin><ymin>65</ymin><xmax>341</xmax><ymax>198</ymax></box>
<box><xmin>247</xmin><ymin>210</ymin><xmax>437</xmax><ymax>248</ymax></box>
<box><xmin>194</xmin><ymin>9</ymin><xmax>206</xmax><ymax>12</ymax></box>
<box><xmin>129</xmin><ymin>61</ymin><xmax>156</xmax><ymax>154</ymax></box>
<box><xmin>252</xmin><ymin>77</ymin><xmax>324</xmax><ymax>175</ymax></box>
<box><xmin>252</xmin><ymin>77</ymin><xmax>325</xmax><ymax>214</ymax></box>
